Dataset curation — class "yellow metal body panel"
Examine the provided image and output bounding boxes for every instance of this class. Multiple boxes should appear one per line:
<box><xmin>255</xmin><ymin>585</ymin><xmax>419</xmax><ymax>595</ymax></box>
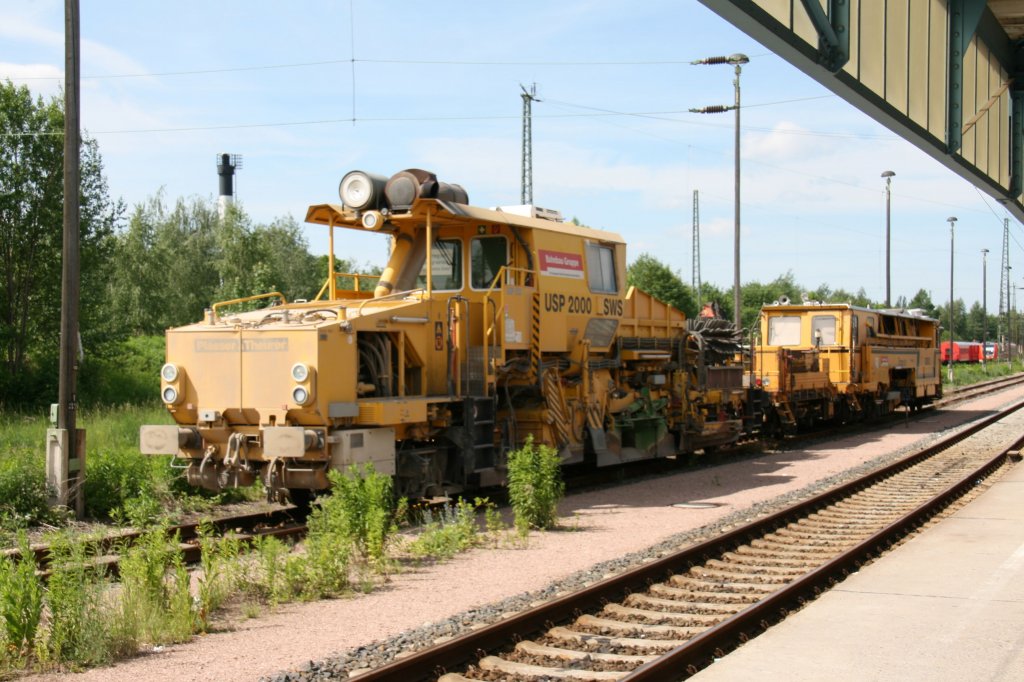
<box><xmin>354</xmin><ymin>398</ymin><xmax>429</xmax><ymax>426</ymax></box>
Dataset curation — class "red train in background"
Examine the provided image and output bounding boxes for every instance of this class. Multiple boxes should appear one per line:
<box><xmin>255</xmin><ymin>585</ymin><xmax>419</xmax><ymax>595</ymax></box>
<box><xmin>940</xmin><ymin>341</ymin><xmax>984</xmax><ymax>363</ymax></box>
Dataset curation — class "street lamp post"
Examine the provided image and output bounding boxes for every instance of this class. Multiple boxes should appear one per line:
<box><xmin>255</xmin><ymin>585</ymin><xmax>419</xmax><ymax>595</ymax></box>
<box><xmin>947</xmin><ymin>216</ymin><xmax>957</xmax><ymax>383</ymax></box>
<box><xmin>691</xmin><ymin>53</ymin><xmax>749</xmax><ymax>330</ymax></box>
<box><xmin>1006</xmin><ymin>265</ymin><xmax>1013</xmax><ymax>364</ymax></box>
<box><xmin>981</xmin><ymin>248</ymin><xmax>989</xmax><ymax>367</ymax></box>
<box><xmin>882</xmin><ymin>171</ymin><xmax>895</xmax><ymax>307</ymax></box>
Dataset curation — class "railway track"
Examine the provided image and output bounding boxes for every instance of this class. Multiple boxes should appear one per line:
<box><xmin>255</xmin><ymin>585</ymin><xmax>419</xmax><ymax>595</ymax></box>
<box><xmin>13</xmin><ymin>373</ymin><xmax>1022</xmax><ymax>580</ymax></box>
<box><xmin>5</xmin><ymin>507</ymin><xmax>308</xmax><ymax>578</ymax></box>
<box><xmin>351</xmin><ymin>397</ymin><xmax>1024</xmax><ymax>681</ymax></box>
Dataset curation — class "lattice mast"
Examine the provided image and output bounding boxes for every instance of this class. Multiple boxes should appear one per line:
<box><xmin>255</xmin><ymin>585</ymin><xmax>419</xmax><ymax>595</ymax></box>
<box><xmin>999</xmin><ymin>217</ymin><xmax>1010</xmax><ymax>348</ymax></box>
<box><xmin>692</xmin><ymin>190</ymin><xmax>702</xmax><ymax>302</ymax></box>
<box><xmin>520</xmin><ymin>83</ymin><xmax>539</xmax><ymax>205</ymax></box>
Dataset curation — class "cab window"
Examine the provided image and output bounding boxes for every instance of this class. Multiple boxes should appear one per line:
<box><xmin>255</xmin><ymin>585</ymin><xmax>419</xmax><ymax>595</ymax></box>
<box><xmin>768</xmin><ymin>315</ymin><xmax>801</xmax><ymax>346</ymax></box>
<box><xmin>811</xmin><ymin>315</ymin><xmax>836</xmax><ymax>345</ymax></box>
<box><xmin>470</xmin><ymin>236</ymin><xmax>508</xmax><ymax>289</ymax></box>
<box><xmin>586</xmin><ymin>243</ymin><xmax>617</xmax><ymax>293</ymax></box>
<box><xmin>417</xmin><ymin>239</ymin><xmax>462</xmax><ymax>291</ymax></box>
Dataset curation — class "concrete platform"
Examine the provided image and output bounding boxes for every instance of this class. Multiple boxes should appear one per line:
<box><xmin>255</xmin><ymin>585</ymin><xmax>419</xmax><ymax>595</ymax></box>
<box><xmin>692</xmin><ymin>460</ymin><xmax>1024</xmax><ymax>682</ymax></box>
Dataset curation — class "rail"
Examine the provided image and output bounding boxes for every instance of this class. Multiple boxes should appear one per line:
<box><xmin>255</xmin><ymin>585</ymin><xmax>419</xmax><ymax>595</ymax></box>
<box><xmin>212</xmin><ymin>291</ymin><xmax>286</xmax><ymax>318</ymax></box>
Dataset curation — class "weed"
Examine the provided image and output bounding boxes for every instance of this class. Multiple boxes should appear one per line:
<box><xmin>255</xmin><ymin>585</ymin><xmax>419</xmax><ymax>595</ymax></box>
<box><xmin>246</xmin><ymin>535</ymin><xmax>291</xmax><ymax>605</ymax></box>
<box><xmin>38</xmin><ymin>533</ymin><xmax>113</xmax><ymax>668</ymax></box>
<box><xmin>407</xmin><ymin>499</ymin><xmax>480</xmax><ymax>560</ymax></box>
<box><xmin>0</xmin><ymin>534</ymin><xmax>43</xmax><ymax>662</ymax></box>
<box><xmin>117</xmin><ymin>525</ymin><xmax>194</xmax><ymax>646</ymax></box>
<box><xmin>506</xmin><ymin>435</ymin><xmax>565</xmax><ymax>534</ymax></box>
<box><xmin>321</xmin><ymin>466</ymin><xmax>401</xmax><ymax>572</ymax></box>
<box><xmin>195</xmin><ymin>522</ymin><xmax>240</xmax><ymax>632</ymax></box>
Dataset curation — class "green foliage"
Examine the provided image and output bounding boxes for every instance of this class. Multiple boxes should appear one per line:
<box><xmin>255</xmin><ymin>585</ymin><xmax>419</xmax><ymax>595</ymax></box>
<box><xmin>78</xmin><ymin>335</ymin><xmax>165</xmax><ymax>407</ymax></box>
<box><xmin>506</xmin><ymin>435</ymin><xmax>565</xmax><ymax>534</ymax></box>
<box><xmin>195</xmin><ymin>522</ymin><xmax>241</xmax><ymax>631</ymax></box>
<box><xmin>627</xmin><ymin>254</ymin><xmax>697</xmax><ymax>317</ymax></box>
<box><xmin>946</xmin><ymin>358</ymin><xmax>1024</xmax><ymax>386</ymax></box>
<box><xmin>0</xmin><ymin>447</ymin><xmax>50</xmax><ymax>531</ymax></box>
<box><xmin>39</xmin><ymin>534</ymin><xmax>113</xmax><ymax>667</ymax></box>
<box><xmin>407</xmin><ymin>499</ymin><xmax>480</xmax><ymax>560</ymax></box>
<box><xmin>322</xmin><ymin>466</ymin><xmax>401</xmax><ymax>571</ymax></box>
<box><xmin>116</xmin><ymin>526</ymin><xmax>195</xmax><ymax>646</ymax></box>
<box><xmin>243</xmin><ymin>534</ymin><xmax>293</xmax><ymax>606</ymax></box>
<box><xmin>0</xmin><ymin>535</ymin><xmax>43</xmax><ymax>660</ymax></box>
<box><xmin>105</xmin><ymin>196</ymin><xmax>328</xmax><ymax>337</ymax></box>
<box><xmin>907</xmin><ymin>289</ymin><xmax>938</xmax><ymax>317</ymax></box>
<box><xmin>0</xmin><ymin>81</ymin><xmax>123</xmax><ymax>409</ymax></box>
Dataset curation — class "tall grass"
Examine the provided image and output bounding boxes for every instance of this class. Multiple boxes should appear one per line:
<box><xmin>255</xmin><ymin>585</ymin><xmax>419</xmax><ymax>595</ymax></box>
<box><xmin>38</xmin><ymin>533</ymin><xmax>114</xmax><ymax>667</ymax></box>
<box><xmin>945</xmin><ymin>359</ymin><xmax>1024</xmax><ymax>387</ymax></box>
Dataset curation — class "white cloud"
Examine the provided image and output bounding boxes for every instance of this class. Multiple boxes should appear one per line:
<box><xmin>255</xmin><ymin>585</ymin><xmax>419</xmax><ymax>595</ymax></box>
<box><xmin>744</xmin><ymin>120</ymin><xmax>821</xmax><ymax>160</ymax></box>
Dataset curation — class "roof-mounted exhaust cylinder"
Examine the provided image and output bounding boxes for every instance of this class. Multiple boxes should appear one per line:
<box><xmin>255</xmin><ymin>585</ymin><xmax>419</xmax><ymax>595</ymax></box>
<box><xmin>384</xmin><ymin>168</ymin><xmax>469</xmax><ymax>211</ymax></box>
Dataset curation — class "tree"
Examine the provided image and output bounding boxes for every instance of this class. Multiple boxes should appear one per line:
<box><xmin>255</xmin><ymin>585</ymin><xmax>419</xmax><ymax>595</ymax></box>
<box><xmin>0</xmin><ymin>81</ymin><xmax>121</xmax><ymax>405</ymax></box>
<box><xmin>907</xmin><ymin>289</ymin><xmax>938</xmax><ymax>317</ymax></box>
<box><xmin>107</xmin><ymin>195</ymin><xmax>340</xmax><ymax>335</ymax></box>
<box><xmin>626</xmin><ymin>254</ymin><xmax>696</xmax><ymax>317</ymax></box>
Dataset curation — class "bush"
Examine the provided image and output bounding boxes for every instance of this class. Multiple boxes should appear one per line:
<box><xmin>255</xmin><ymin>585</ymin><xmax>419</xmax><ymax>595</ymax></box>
<box><xmin>0</xmin><ymin>450</ymin><xmax>51</xmax><ymax>531</ymax></box>
<box><xmin>506</xmin><ymin>435</ymin><xmax>564</xmax><ymax>534</ymax></box>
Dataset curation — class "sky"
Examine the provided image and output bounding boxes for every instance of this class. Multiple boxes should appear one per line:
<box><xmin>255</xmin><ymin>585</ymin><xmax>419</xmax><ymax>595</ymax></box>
<box><xmin>2</xmin><ymin>0</ymin><xmax>1021</xmax><ymax>313</ymax></box>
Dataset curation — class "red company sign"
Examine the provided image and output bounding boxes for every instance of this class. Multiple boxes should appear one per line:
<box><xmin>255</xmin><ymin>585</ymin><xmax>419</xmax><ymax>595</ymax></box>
<box><xmin>539</xmin><ymin>249</ymin><xmax>584</xmax><ymax>279</ymax></box>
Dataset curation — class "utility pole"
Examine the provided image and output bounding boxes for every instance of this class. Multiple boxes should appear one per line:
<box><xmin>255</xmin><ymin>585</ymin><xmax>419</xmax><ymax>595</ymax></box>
<box><xmin>692</xmin><ymin>190</ymin><xmax>701</xmax><ymax>304</ymax></box>
<box><xmin>49</xmin><ymin>0</ymin><xmax>85</xmax><ymax>518</ymax></box>
<box><xmin>947</xmin><ymin>216</ymin><xmax>957</xmax><ymax>383</ymax></box>
<box><xmin>520</xmin><ymin>83</ymin><xmax>539</xmax><ymax>205</ymax></box>
<box><xmin>881</xmin><ymin>170</ymin><xmax>894</xmax><ymax>307</ymax></box>
<box><xmin>982</xmin><ymin>248</ymin><xmax>989</xmax><ymax>368</ymax></box>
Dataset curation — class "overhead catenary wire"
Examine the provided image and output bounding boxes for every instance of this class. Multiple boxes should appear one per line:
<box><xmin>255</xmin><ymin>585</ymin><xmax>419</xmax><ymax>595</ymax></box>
<box><xmin>2</xmin><ymin>52</ymin><xmax>778</xmax><ymax>81</ymax></box>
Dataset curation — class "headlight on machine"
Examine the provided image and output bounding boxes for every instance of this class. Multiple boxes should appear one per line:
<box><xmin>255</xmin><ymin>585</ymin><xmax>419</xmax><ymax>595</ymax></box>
<box><xmin>292</xmin><ymin>386</ymin><xmax>311</xmax><ymax>405</ymax></box>
<box><xmin>291</xmin><ymin>362</ymin><xmax>310</xmax><ymax>382</ymax></box>
<box><xmin>289</xmin><ymin>362</ymin><xmax>316</xmax><ymax>407</ymax></box>
<box><xmin>160</xmin><ymin>363</ymin><xmax>185</xmax><ymax>405</ymax></box>
<box><xmin>161</xmin><ymin>363</ymin><xmax>179</xmax><ymax>382</ymax></box>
